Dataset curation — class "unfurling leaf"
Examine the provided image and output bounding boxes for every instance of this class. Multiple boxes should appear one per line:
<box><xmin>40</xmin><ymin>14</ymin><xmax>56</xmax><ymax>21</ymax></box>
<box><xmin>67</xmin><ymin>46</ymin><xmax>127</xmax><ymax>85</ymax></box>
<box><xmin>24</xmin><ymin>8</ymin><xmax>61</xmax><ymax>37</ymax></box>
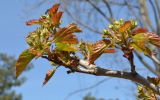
<box><xmin>148</xmin><ymin>32</ymin><xmax>160</xmax><ymax>48</ymax></box>
<box><xmin>26</xmin><ymin>19</ymin><xmax>39</xmax><ymax>26</ymax></box>
<box><xmin>43</xmin><ymin>69</ymin><xmax>56</xmax><ymax>85</ymax></box>
<box><xmin>52</xmin><ymin>12</ymin><xmax>63</xmax><ymax>26</ymax></box>
<box><xmin>53</xmin><ymin>23</ymin><xmax>81</xmax><ymax>44</ymax></box>
<box><xmin>131</xmin><ymin>27</ymin><xmax>148</xmax><ymax>35</ymax></box>
<box><xmin>131</xmin><ymin>33</ymin><xmax>152</xmax><ymax>55</ymax></box>
<box><xmin>16</xmin><ymin>49</ymin><xmax>35</xmax><ymax>78</ymax></box>
<box><xmin>26</xmin><ymin>18</ymin><xmax>47</xmax><ymax>26</ymax></box>
<box><xmin>119</xmin><ymin>21</ymin><xmax>132</xmax><ymax>33</ymax></box>
<box><xmin>87</xmin><ymin>40</ymin><xmax>114</xmax><ymax>64</ymax></box>
<box><xmin>48</xmin><ymin>4</ymin><xmax>60</xmax><ymax>17</ymax></box>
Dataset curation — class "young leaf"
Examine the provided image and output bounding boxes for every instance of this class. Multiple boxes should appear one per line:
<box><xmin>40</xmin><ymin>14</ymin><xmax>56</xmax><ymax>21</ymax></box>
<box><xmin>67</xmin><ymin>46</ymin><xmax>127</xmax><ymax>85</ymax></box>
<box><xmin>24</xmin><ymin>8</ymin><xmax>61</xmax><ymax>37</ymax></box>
<box><xmin>48</xmin><ymin>4</ymin><xmax>60</xmax><ymax>17</ymax></box>
<box><xmin>148</xmin><ymin>32</ymin><xmax>160</xmax><ymax>48</ymax></box>
<box><xmin>131</xmin><ymin>33</ymin><xmax>152</xmax><ymax>55</ymax></box>
<box><xmin>53</xmin><ymin>23</ymin><xmax>81</xmax><ymax>44</ymax></box>
<box><xmin>55</xmin><ymin>43</ymin><xmax>78</xmax><ymax>52</ymax></box>
<box><xmin>52</xmin><ymin>12</ymin><xmax>63</xmax><ymax>26</ymax></box>
<box><xmin>130</xmin><ymin>43</ymin><xmax>152</xmax><ymax>55</ymax></box>
<box><xmin>16</xmin><ymin>49</ymin><xmax>35</xmax><ymax>78</ymax></box>
<box><xmin>119</xmin><ymin>21</ymin><xmax>132</xmax><ymax>33</ymax></box>
<box><xmin>43</xmin><ymin>69</ymin><xmax>56</xmax><ymax>86</ymax></box>
<box><xmin>26</xmin><ymin>19</ymin><xmax>40</xmax><ymax>26</ymax></box>
<box><xmin>87</xmin><ymin>40</ymin><xmax>114</xmax><ymax>64</ymax></box>
<box><xmin>131</xmin><ymin>27</ymin><xmax>148</xmax><ymax>36</ymax></box>
<box><xmin>26</xmin><ymin>18</ymin><xmax>46</xmax><ymax>26</ymax></box>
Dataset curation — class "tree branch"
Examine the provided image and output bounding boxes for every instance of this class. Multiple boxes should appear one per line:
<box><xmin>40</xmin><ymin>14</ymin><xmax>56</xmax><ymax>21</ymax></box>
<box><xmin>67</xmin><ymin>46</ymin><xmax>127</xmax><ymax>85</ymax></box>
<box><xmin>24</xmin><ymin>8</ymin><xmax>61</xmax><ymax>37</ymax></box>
<box><xmin>68</xmin><ymin>59</ymin><xmax>160</xmax><ymax>95</ymax></box>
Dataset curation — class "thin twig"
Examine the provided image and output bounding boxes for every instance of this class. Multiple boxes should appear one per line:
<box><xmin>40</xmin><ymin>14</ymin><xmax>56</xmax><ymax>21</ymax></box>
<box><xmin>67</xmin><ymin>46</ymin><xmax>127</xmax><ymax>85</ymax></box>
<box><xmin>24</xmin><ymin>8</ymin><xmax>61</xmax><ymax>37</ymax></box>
<box><xmin>102</xmin><ymin>0</ymin><xmax>113</xmax><ymax>21</ymax></box>
<box><xmin>64</xmin><ymin>78</ymin><xmax>110</xmax><ymax>100</ymax></box>
<box><xmin>134</xmin><ymin>51</ymin><xmax>160</xmax><ymax>76</ymax></box>
<box><xmin>65</xmin><ymin>9</ymin><xmax>102</xmax><ymax>34</ymax></box>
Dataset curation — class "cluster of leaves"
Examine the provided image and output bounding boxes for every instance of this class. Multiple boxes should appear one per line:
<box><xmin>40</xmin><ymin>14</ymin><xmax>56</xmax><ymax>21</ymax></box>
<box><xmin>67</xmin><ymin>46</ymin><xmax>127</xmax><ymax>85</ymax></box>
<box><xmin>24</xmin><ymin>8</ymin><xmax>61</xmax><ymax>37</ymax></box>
<box><xmin>16</xmin><ymin>4</ymin><xmax>81</xmax><ymax>85</ymax></box>
<box><xmin>16</xmin><ymin>4</ymin><xmax>116</xmax><ymax>85</ymax></box>
<box><xmin>137</xmin><ymin>77</ymin><xmax>160</xmax><ymax>100</ymax></box>
<box><xmin>16</xmin><ymin>3</ymin><xmax>160</xmax><ymax>88</ymax></box>
<box><xmin>102</xmin><ymin>19</ymin><xmax>160</xmax><ymax>57</ymax></box>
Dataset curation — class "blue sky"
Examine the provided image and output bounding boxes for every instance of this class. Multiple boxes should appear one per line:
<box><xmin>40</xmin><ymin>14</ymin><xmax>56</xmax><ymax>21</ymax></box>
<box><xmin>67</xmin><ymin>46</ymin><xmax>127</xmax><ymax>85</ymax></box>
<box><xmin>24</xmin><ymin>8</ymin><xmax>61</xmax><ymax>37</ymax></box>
<box><xmin>0</xmin><ymin>0</ymin><xmax>154</xmax><ymax>100</ymax></box>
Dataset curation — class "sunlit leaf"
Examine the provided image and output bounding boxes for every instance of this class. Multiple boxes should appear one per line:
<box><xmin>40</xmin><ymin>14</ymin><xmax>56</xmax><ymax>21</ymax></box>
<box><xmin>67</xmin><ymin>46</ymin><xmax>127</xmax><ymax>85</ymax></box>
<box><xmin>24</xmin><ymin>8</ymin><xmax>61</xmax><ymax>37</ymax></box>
<box><xmin>131</xmin><ymin>27</ymin><xmax>148</xmax><ymax>35</ymax></box>
<box><xmin>16</xmin><ymin>49</ymin><xmax>35</xmax><ymax>78</ymax></box>
<box><xmin>52</xmin><ymin>12</ymin><xmax>63</xmax><ymax>26</ymax></box>
<box><xmin>130</xmin><ymin>43</ymin><xmax>152</xmax><ymax>55</ymax></box>
<box><xmin>53</xmin><ymin>23</ymin><xmax>81</xmax><ymax>44</ymax></box>
<box><xmin>26</xmin><ymin>18</ymin><xmax>47</xmax><ymax>26</ymax></box>
<box><xmin>55</xmin><ymin>43</ymin><xmax>78</xmax><ymax>52</ymax></box>
<box><xmin>26</xmin><ymin>19</ymin><xmax>40</xmax><ymax>26</ymax></box>
<box><xmin>119</xmin><ymin>21</ymin><xmax>132</xmax><ymax>33</ymax></box>
<box><xmin>43</xmin><ymin>69</ymin><xmax>56</xmax><ymax>85</ymax></box>
<box><xmin>48</xmin><ymin>4</ymin><xmax>60</xmax><ymax>17</ymax></box>
<box><xmin>87</xmin><ymin>40</ymin><xmax>114</xmax><ymax>64</ymax></box>
<box><xmin>131</xmin><ymin>33</ymin><xmax>152</xmax><ymax>55</ymax></box>
<box><xmin>148</xmin><ymin>32</ymin><xmax>160</xmax><ymax>48</ymax></box>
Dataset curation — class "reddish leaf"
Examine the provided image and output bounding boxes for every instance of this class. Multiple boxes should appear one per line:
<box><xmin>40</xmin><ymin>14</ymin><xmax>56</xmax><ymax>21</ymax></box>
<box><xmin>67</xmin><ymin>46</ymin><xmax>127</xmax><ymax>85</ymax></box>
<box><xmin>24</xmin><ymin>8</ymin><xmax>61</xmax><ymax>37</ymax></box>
<box><xmin>52</xmin><ymin>12</ymin><xmax>63</xmax><ymax>26</ymax></box>
<box><xmin>53</xmin><ymin>23</ymin><xmax>81</xmax><ymax>44</ymax></box>
<box><xmin>103</xmin><ymin>49</ymin><xmax>116</xmax><ymax>53</ymax></box>
<box><xmin>26</xmin><ymin>18</ymin><xmax>46</xmax><ymax>26</ymax></box>
<box><xmin>132</xmin><ymin>27</ymin><xmax>148</xmax><ymax>35</ymax></box>
<box><xmin>43</xmin><ymin>69</ymin><xmax>56</xmax><ymax>85</ymax></box>
<box><xmin>16</xmin><ymin>49</ymin><xmax>35</xmax><ymax>78</ymax></box>
<box><xmin>87</xmin><ymin>40</ymin><xmax>114</xmax><ymax>64</ymax></box>
<box><xmin>148</xmin><ymin>32</ymin><xmax>160</xmax><ymax>48</ymax></box>
<box><xmin>26</xmin><ymin>19</ymin><xmax>39</xmax><ymax>26</ymax></box>
<box><xmin>48</xmin><ymin>4</ymin><xmax>60</xmax><ymax>16</ymax></box>
<box><xmin>119</xmin><ymin>21</ymin><xmax>132</xmax><ymax>33</ymax></box>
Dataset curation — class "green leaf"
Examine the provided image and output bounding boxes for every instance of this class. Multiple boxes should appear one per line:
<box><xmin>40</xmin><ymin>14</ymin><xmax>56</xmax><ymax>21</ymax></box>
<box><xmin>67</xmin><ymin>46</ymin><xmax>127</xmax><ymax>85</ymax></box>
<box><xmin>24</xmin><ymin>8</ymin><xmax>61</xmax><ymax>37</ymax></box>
<box><xmin>55</xmin><ymin>43</ymin><xmax>78</xmax><ymax>52</ymax></box>
<box><xmin>130</xmin><ymin>43</ymin><xmax>151</xmax><ymax>55</ymax></box>
<box><xmin>43</xmin><ymin>69</ymin><xmax>56</xmax><ymax>86</ymax></box>
<box><xmin>16</xmin><ymin>49</ymin><xmax>35</xmax><ymax>78</ymax></box>
<box><xmin>131</xmin><ymin>33</ymin><xmax>151</xmax><ymax>55</ymax></box>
